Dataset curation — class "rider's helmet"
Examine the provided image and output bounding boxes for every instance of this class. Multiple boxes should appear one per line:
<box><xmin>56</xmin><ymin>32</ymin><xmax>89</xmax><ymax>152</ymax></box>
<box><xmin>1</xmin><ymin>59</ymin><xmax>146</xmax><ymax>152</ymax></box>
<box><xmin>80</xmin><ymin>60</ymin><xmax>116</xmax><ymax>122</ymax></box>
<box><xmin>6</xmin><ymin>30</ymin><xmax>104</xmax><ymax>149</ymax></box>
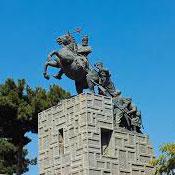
<box><xmin>82</xmin><ymin>35</ymin><xmax>89</xmax><ymax>46</ymax></box>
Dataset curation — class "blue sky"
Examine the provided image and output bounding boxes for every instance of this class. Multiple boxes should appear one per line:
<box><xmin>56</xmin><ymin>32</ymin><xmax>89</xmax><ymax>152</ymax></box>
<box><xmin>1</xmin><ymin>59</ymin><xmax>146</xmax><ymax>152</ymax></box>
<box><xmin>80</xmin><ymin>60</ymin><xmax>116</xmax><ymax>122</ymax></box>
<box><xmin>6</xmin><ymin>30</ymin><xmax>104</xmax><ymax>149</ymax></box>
<box><xmin>0</xmin><ymin>0</ymin><xmax>175</xmax><ymax>174</ymax></box>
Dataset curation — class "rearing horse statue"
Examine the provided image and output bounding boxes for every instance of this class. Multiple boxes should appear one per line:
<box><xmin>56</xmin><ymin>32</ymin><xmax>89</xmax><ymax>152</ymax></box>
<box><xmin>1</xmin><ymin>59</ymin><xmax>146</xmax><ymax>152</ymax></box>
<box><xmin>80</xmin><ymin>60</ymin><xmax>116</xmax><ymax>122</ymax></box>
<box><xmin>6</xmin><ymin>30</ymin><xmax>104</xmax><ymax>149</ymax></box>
<box><xmin>43</xmin><ymin>33</ymin><xmax>98</xmax><ymax>93</ymax></box>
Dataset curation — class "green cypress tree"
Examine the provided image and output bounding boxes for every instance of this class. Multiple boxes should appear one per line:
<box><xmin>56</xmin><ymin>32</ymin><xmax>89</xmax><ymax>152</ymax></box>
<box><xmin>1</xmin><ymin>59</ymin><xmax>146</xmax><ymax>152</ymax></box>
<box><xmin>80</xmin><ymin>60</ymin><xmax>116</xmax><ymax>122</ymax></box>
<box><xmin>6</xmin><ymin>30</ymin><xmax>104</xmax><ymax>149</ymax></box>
<box><xmin>0</xmin><ymin>138</ymin><xmax>16</xmax><ymax>174</ymax></box>
<box><xmin>0</xmin><ymin>78</ymin><xmax>70</xmax><ymax>174</ymax></box>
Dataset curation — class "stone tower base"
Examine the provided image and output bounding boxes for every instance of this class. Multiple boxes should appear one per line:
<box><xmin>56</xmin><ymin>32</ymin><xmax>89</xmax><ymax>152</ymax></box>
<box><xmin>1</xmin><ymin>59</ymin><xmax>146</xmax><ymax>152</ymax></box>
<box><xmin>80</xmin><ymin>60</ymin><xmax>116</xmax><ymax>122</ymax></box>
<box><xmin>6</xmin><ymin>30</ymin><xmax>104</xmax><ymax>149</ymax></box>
<box><xmin>38</xmin><ymin>93</ymin><xmax>155</xmax><ymax>175</ymax></box>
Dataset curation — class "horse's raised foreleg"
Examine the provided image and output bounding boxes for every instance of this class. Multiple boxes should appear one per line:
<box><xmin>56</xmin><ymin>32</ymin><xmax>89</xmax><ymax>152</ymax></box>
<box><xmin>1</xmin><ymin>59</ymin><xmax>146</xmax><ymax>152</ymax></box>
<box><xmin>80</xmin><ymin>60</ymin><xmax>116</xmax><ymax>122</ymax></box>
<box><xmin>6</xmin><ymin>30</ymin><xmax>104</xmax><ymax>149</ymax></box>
<box><xmin>43</xmin><ymin>60</ymin><xmax>60</xmax><ymax>80</ymax></box>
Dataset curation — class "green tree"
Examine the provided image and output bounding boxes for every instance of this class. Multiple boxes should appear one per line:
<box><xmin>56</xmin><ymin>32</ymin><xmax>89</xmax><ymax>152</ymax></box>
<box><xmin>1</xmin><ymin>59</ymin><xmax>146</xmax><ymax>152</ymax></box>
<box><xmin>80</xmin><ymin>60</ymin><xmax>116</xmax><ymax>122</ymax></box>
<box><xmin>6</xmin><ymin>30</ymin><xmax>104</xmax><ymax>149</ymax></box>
<box><xmin>0</xmin><ymin>78</ymin><xmax>70</xmax><ymax>175</ymax></box>
<box><xmin>0</xmin><ymin>138</ymin><xmax>16</xmax><ymax>174</ymax></box>
<box><xmin>0</xmin><ymin>138</ymin><xmax>36</xmax><ymax>174</ymax></box>
<box><xmin>151</xmin><ymin>143</ymin><xmax>175</xmax><ymax>175</ymax></box>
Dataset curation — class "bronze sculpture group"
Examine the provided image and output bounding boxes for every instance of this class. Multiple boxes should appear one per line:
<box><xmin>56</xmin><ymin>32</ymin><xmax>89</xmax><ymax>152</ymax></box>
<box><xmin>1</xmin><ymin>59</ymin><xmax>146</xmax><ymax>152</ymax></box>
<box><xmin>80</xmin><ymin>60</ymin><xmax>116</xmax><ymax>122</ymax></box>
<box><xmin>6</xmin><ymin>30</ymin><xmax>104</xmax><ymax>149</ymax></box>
<box><xmin>43</xmin><ymin>29</ymin><xmax>143</xmax><ymax>133</ymax></box>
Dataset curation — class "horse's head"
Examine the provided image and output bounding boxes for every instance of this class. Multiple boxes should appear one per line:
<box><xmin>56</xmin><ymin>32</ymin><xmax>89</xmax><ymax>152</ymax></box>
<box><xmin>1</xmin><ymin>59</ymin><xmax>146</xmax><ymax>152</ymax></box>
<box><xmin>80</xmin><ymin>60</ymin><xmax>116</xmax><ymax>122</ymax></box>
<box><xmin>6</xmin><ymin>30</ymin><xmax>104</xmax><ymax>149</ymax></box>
<box><xmin>56</xmin><ymin>33</ymin><xmax>74</xmax><ymax>46</ymax></box>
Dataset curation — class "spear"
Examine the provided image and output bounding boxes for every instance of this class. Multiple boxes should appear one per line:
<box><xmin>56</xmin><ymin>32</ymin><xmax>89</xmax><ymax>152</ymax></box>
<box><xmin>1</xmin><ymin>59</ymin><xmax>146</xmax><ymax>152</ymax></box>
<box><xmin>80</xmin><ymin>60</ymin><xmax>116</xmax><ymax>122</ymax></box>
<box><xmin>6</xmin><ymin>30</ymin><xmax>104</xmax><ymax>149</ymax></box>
<box><xmin>68</xmin><ymin>27</ymin><xmax>82</xmax><ymax>35</ymax></box>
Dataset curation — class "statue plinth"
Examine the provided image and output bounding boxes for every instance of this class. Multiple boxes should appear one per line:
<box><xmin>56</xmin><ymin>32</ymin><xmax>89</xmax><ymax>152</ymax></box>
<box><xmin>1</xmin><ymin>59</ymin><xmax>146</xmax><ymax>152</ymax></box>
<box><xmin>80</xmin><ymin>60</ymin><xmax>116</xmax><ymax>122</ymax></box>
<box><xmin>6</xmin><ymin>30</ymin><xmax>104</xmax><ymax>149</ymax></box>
<box><xmin>38</xmin><ymin>93</ymin><xmax>155</xmax><ymax>175</ymax></box>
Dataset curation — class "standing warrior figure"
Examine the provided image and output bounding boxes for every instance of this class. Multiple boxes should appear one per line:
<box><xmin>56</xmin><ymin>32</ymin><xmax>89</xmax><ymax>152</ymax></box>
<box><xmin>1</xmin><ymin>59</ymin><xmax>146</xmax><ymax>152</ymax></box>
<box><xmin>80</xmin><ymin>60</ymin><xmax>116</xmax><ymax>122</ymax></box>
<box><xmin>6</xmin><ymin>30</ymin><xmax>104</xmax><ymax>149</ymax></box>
<box><xmin>113</xmin><ymin>97</ymin><xmax>131</xmax><ymax>130</ymax></box>
<box><xmin>124</xmin><ymin>98</ymin><xmax>142</xmax><ymax>133</ymax></box>
<box><xmin>95</xmin><ymin>62</ymin><xmax>120</xmax><ymax>97</ymax></box>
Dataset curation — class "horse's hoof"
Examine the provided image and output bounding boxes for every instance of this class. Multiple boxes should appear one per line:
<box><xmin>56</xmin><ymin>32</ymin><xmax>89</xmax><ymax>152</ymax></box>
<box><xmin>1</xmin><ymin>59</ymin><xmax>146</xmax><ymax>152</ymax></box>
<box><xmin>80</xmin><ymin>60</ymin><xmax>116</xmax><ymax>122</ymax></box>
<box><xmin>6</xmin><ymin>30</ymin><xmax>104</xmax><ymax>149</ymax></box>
<box><xmin>43</xmin><ymin>73</ymin><xmax>50</xmax><ymax>80</ymax></box>
<box><xmin>45</xmin><ymin>76</ymin><xmax>50</xmax><ymax>80</ymax></box>
<box><xmin>53</xmin><ymin>75</ymin><xmax>62</xmax><ymax>80</ymax></box>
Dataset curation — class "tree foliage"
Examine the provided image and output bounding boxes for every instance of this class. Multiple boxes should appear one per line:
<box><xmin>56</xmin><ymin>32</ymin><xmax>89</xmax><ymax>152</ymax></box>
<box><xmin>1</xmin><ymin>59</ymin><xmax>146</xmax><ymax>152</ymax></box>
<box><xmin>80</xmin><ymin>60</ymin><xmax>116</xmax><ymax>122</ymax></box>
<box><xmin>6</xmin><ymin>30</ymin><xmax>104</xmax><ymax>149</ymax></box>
<box><xmin>0</xmin><ymin>78</ymin><xmax>70</xmax><ymax>174</ymax></box>
<box><xmin>0</xmin><ymin>138</ymin><xmax>16</xmax><ymax>174</ymax></box>
<box><xmin>0</xmin><ymin>138</ymin><xmax>37</xmax><ymax>174</ymax></box>
<box><xmin>151</xmin><ymin>143</ymin><xmax>175</xmax><ymax>175</ymax></box>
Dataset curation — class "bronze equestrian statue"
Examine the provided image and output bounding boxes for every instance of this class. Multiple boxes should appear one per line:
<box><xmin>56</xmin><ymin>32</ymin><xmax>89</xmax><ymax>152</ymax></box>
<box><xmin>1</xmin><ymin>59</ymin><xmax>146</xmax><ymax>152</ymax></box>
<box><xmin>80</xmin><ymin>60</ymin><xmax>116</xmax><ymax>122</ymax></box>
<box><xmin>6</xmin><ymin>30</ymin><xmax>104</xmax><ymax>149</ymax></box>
<box><xmin>43</xmin><ymin>32</ymin><xmax>91</xmax><ymax>94</ymax></box>
<box><xmin>43</xmin><ymin>29</ymin><xmax>143</xmax><ymax>133</ymax></box>
<box><xmin>43</xmin><ymin>30</ymin><xmax>119</xmax><ymax>96</ymax></box>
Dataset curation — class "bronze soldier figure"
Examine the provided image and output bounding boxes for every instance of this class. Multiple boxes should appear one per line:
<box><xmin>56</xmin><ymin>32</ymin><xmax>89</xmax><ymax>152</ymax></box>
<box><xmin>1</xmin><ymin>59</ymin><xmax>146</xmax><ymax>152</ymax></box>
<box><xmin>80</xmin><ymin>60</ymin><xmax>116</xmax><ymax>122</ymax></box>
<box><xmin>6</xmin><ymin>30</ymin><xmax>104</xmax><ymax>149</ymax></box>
<box><xmin>94</xmin><ymin>62</ymin><xmax>120</xmax><ymax>97</ymax></box>
<box><xmin>43</xmin><ymin>29</ymin><xmax>144</xmax><ymax>133</ymax></box>
<box><xmin>77</xmin><ymin>35</ymin><xmax>92</xmax><ymax>58</ymax></box>
<box><xmin>123</xmin><ymin>98</ymin><xmax>142</xmax><ymax>133</ymax></box>
<box><xmin>113</xmin><ymin>97</ymin><xmax>142</xmax><ymax>133</ymax></box>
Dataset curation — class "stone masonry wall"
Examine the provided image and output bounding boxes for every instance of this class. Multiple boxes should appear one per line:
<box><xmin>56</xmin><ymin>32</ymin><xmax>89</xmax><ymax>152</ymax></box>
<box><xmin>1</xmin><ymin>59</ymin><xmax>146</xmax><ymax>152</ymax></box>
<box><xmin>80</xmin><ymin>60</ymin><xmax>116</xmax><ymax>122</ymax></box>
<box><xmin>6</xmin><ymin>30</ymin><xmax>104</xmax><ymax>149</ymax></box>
<box><xmin>38</xmin><ymin>93</ymin><xmax>155</xmax><ymax>175</ymax></box>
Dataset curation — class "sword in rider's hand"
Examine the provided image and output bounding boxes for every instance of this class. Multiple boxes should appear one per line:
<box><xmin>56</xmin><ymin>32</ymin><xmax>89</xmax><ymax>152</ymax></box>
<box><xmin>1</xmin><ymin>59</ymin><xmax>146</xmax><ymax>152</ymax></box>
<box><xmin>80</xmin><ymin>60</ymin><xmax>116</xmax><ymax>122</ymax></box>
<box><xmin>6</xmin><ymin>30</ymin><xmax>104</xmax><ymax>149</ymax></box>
<box><xmin>68</xmin><ymin>28</ymin><xmax>82</xmax><ymax>35</ymax></box>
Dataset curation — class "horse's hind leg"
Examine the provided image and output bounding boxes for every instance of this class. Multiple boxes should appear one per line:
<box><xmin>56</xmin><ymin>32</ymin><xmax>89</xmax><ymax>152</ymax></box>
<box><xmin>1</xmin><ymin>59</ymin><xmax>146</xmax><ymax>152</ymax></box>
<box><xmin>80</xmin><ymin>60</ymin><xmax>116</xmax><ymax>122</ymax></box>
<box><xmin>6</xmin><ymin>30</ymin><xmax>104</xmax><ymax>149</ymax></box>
<box><xmin>86</xmin><ymin>73</ymin><xmax>95</xmax><ymax>93</ymax></box>
<box><xmin>75</xmin><ymin>81</ymin><xmax>83</xmax><ymax>94</ymax></box>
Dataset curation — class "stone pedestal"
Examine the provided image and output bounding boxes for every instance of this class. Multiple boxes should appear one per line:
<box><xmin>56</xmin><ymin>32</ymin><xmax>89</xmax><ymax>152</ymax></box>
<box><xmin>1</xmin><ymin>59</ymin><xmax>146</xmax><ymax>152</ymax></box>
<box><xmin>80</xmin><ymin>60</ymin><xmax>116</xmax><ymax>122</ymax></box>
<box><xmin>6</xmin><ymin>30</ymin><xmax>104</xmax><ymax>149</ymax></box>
<box><xmin>38</xmin><ymin>93</ymin><xmax>155</xmax><ymax>175</ymax></box>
